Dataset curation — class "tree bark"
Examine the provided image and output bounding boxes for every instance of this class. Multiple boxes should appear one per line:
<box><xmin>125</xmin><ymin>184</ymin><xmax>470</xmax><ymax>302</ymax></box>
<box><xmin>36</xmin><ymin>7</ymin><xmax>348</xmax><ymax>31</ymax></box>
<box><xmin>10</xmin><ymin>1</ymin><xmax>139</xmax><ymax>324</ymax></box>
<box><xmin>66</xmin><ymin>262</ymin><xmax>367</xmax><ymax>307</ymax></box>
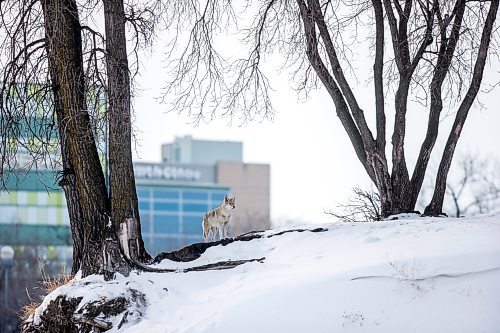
<box><xmin>369</xmin><ymin>0</ymin><xmax>394</xmax><ymax>217</ymax></box>
<box><xmin>41</xmin><ymin>0</ymin><xmax>110</xmax><ymax>276</ymax></box>
<box><xmin>297</xmin><ymin>0</ymin><xmax>377</xmax><ymax>183</ymax></box>
<box><xmin>383</xmin><ymin>1</ymin><xmax>414</xmax><ymax>198</ymax></box>
<box><xmin>48</xmin><ymin>62</ymin><xmax>85</xmax><ymax>275</ymax></box>
<box><xmin>103</xmin><ymin>0</ymin><xmax>151</xmax><ymax>262</ymax></box>
<box><xmin>425</xmin><ymin>0</ymin><xmax>499</xmax><ymax>216</ymax></box>
<box><xmin>372</xmin><ymin>0</ymin><xmax>386</xmax><ymax>152</ymax></box>
<box><xmin>409</xmin><ymin>1</ymin><xmax>465</xmax><ymax>210</ymax></box>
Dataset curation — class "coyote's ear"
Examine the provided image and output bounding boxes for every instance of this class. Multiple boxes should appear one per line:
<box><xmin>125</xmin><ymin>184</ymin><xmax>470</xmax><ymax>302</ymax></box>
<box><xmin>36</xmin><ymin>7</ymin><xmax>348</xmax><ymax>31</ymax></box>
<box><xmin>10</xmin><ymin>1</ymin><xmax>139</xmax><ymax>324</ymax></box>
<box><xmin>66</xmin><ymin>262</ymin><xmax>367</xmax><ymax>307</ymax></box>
<box><xmin>224</xmin><ymin>195</ymin><xmax>228</xmax><ymax>201</ymax></box>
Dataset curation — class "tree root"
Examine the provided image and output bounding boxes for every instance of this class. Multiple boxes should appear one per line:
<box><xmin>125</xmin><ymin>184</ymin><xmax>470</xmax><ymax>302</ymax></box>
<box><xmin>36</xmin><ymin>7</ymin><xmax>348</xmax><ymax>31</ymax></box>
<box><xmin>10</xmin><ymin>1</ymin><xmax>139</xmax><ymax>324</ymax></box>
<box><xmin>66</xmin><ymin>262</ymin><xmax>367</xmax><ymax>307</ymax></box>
<box><xmin>72</xmin><ymin>314</ymin><xmax>111</xmax><ymax>330</ymax></box>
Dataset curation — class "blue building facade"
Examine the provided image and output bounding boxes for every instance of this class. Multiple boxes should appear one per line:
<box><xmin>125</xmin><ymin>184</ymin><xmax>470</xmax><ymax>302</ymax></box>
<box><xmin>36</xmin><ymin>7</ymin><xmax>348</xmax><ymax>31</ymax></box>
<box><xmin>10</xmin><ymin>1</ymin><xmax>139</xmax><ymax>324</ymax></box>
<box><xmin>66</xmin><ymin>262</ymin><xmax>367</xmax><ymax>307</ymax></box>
<box><xmin>137</xmin><ymin>184</ymin><xmax>228</xmax><ymax>254</ymax></box>
<box><xmin>1</xmin><ymin>137</ymin><xmax>270</xmax><ymax>257</ymax></box>
<box><xmin>0</xmin><ymin>162</ymin><xmax>229</xmax><ymax>256</ymax></box>
<box><xmin>133</xmin><ymin>161</ymin><xmax>229</xmax><ymax>254</ymax></box>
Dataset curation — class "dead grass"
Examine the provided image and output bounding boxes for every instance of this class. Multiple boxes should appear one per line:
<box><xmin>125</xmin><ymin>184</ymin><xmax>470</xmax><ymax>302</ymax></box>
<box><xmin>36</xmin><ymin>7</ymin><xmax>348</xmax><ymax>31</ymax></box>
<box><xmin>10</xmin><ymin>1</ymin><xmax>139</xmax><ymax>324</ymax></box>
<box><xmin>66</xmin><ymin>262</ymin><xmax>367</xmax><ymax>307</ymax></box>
<box><xmin>19</xmin><ymin>266</ymin><xmax>74</xmax><ymax>323</ymax></box>
<box><xmin>19</xmin><ymin>299</ymin><xmax>40</xmax><ymax>322</ymax></box>
<box><xmin>40</xmin><ymin>270</ymin><xmax>74</xmax><ymax>293</ymax></box>
<box><xmin>389</xmin><ymin>260</ymin><xmax>425</xmax><ymax>292</ymax></box>
<box><xmin>38</xmin><ymin>255</ymin><xmax>74</xmax><ymax>293</ymax></box>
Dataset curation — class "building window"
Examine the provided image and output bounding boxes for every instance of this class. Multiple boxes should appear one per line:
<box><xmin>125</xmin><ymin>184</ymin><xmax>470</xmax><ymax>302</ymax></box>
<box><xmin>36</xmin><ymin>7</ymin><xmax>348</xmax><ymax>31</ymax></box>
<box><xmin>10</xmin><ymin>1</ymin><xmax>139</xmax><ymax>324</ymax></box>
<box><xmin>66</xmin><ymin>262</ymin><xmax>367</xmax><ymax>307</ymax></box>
<box><xmin>174</xmin><ymin>147</ymin><xmax>180</xmax><ymax>162</ymax></box>
<box><xmin>138</xmin><ymin>200</ymin><xmax>150</xmax><ymax>211</ymax></box>
<box><xmin>182</xmin><ymin>191</ymin><xmax>208</xmax><ymax>201</ymax></box>
<box><xmin>137</xmin><ymin>189</ymin><xmax>151</xmax><ymax>198</ymax></box>
<box><xmin>151</xmin><ymin>237</ymin><xmax>180</xmax><ymax>254</ymax></box>
<box><xmin>153</xmin><ymin>214</ymin><xmax>179</xmax><ymax>233</ymax></box>
<box><xmin>135</xmin><ymin>186</ymin><xmax>229</xmax><ymax>254</ymax></box>
<box><xmin>182</xmin><ymin>203</ymin><xmax>208</xmax><ymax>213</ymax></box>
<box><xmin>211</xmin><ymin>192</ymin><xmax>228</xmax><ymax>203</ymax></box>
<box><xmin>140</xmin><ymin>215</ymin><xmax>150</xmax><ymax>233</ymax></box>
<box><xmin>153</xmin><ymin>201</ymin><xmax>179</xmax><ymax>212</ymax></box>
<box><xmin>153</xmin><ymin>189</ymin><xmax>179</xmax><ymax>200</ymax></box>
<box><xmin>183</xmin><ymin>215</ymin><xmax>203</xmax><ymax>234</ymax></box>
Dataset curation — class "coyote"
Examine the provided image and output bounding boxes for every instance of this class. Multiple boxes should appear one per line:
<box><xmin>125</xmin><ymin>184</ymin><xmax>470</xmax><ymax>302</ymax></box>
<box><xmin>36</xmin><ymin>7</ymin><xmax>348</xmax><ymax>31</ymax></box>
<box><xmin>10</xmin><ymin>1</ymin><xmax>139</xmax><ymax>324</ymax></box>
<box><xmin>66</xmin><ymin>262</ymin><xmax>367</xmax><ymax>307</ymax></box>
<box><xmin>202</xmin><ymin>195</ymin><xmax>236</xmax><ymax>242</ymax></box>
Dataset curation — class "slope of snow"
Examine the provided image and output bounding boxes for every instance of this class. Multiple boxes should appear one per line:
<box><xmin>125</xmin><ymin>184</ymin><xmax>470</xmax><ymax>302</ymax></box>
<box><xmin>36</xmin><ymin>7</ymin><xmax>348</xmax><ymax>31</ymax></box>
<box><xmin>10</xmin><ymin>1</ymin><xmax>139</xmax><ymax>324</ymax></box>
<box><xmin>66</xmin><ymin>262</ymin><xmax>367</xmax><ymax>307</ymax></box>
<box><xmin>34</xmin><ymin>213</ymin><xmax>500</xmax><ymax>332</ymax></box>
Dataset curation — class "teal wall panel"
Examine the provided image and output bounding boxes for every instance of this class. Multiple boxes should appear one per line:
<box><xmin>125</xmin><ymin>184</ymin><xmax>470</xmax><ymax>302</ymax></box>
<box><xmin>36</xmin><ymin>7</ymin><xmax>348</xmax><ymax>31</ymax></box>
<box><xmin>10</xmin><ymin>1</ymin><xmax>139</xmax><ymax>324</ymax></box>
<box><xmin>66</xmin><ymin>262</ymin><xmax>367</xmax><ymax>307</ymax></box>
<box><xmin>0</xmin><ymin>224</ymin><xmax>72</xmax><ymax>246</ymax></box>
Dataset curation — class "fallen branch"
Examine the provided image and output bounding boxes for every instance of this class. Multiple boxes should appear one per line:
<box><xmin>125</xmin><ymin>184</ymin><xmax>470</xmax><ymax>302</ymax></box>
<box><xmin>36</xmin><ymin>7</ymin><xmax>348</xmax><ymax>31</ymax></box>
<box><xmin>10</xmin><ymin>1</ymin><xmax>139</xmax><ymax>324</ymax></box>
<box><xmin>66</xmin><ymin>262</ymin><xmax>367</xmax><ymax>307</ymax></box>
<box><xmin>154</xmin><ymin>227</ymin><xmax>327</xmax><ymax>263</ymax></box>
<box><xmin>183</xmin><ymin>257</ymin><xmax>265</xmax><ymax>272</ymax></box>
<box><xmin>267</xmin><ymin>227</ymin><xmax>328</xmax><ymax>238</ymax></box>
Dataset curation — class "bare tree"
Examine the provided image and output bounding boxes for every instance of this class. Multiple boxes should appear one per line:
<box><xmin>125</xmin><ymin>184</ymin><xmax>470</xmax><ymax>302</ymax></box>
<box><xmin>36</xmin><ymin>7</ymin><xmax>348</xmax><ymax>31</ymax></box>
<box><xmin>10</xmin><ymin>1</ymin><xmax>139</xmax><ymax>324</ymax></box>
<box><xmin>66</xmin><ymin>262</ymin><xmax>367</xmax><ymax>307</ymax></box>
<box><xmin>438</xmin><ymin>154</ymin><xmax>500</xmax><ymax>217</ymax></box>
<box><xmin>0</xmin><ymin>0</ymin><xmax>158</xmax><ymax>276</ymax></box>
<box><xmin>162</xmin><ymin>0</ymin><xmax>499</xmax><ymax>218</ymax></box>
<box><xmin>333</xmin><ymin>154</ymin><xmax>500</xmax><ymax>221</ymax></box>
<box><xmin>326</xmin><ymin>186</ymin><xmax>382</xmax><ymax>223</ymax></box>
<box><xmin>41</xmin><ymin>0</ymin><xmax>115</xmax><ymax>277</ymax></box>
<box><xmin>0</xmin><ymin>0</ymin><xmax>102</xmax><ymax>275</ymax></box>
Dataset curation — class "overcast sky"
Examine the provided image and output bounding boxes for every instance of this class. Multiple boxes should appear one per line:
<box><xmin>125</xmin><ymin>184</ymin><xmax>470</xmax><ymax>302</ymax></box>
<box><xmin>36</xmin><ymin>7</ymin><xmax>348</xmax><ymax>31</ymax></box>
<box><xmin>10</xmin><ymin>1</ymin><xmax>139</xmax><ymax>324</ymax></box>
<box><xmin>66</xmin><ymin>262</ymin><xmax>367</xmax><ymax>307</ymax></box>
<box><xmin>131</xmin><ymin>12</ymin><xmax>500</xmax><ymax>226</ymax></box>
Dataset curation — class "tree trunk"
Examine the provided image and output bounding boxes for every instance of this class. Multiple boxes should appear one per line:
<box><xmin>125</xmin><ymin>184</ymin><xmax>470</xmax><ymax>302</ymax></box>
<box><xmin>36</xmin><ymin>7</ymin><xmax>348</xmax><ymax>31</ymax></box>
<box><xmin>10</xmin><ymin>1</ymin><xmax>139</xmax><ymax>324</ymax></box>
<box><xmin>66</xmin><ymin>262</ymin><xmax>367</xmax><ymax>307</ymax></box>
<box><xmin>103</xmin><ymin>0</ymin><xmax>151</xmax><ymax>262</ymax></box>
<box><xmin>48</xmin><ymin>62</ymin><xmax>85</xmax><ymax>275</ymax></box>
<box><xmin>390</xmin><ymin>78</ymin><xmax>412</xmax><ymax>213</ymax></box>
<box><xmin>41</xmin><ymin>0</ymin><xmax>110</xmax><ymax>276</ymax></box>
<box><xmin>370</xmin><ymin>154</ymin><xmax>393</xmax><ymax>217</ymax></box>
<box><xmin>425</xmin><ymin>0</ymin><xmax>499</xmax><ymax>216</ymax></box>
<box><xmin>409</xmin><ymin>1</ymin><xmax>466</xmax><ymax>210</ymax></box>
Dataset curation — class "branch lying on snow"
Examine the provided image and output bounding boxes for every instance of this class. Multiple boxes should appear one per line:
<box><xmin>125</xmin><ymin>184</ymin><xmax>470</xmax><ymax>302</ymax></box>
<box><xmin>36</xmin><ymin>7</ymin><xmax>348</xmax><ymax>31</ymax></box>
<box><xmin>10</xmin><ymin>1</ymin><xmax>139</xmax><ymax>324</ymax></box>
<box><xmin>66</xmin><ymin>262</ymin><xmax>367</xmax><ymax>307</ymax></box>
<box><xmin>154</xmin><ymin>227</ymin><xmax>328</xmax><ymax>263</ymax></box>
<box><xmin>125</xmin><ymin>251</ymin><xmax>265</xmax><ymax>274</ymax></box>
<box><xmin>183</xmin><ymin>258</ymin><xmax>265</xmax><ymax>272</ymax></box>
<box><xmin>132</xmin><ymin>257</ymin><xmax>266</xmax><ymax>274</ymax></box>
<box><xmin>267</xmin><ymin>227</ymin><xmax>327</xmax><ymax>238</ymax></box>
<box><xmin>118</xmin><ymin>218</ymin><xmax>326</xmax><ymax>274</ymax></box>
<box><xmin>117</xmin><ymin>218</ymin><xmax>266</xmax><ymax>273</ymax></box>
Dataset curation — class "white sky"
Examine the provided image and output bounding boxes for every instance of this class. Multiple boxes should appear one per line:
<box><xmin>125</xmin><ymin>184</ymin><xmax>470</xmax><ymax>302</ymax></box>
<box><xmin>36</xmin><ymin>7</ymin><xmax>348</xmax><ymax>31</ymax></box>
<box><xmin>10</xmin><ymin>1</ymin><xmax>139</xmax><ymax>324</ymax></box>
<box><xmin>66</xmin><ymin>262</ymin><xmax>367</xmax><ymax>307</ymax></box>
<box><xmin>131</xmin><ymin>14</ymin><xmax>500</xmax><ymax>226</ymax></box>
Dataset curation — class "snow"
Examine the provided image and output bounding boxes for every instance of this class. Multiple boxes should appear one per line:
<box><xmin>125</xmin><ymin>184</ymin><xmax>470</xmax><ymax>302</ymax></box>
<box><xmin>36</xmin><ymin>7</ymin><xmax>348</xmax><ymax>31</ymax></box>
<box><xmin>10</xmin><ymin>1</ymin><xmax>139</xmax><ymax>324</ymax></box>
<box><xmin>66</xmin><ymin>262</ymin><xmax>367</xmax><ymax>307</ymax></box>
<box><xmin>33</xmin><ymin>213</ymin><xmax>500</xmax><ymax>332</ymax></box>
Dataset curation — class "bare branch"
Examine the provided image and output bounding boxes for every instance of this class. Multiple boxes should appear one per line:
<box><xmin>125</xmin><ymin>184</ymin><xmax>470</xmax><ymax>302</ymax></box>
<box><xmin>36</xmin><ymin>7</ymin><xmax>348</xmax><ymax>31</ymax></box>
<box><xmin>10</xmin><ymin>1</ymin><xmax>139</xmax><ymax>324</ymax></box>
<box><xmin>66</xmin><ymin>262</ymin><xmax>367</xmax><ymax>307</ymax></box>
<box><xmin>326</xmin><ymin>186</ymin><xmax>382</xmax><ymax>223</ymax></box>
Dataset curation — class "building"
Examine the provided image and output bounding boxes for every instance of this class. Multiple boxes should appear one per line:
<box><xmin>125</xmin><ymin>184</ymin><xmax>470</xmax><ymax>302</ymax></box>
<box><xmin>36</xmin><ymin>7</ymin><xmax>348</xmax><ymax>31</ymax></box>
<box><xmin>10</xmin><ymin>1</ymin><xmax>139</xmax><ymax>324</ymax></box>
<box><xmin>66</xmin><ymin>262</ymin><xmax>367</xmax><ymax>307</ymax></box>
<box><xmin>137</xmin><ymin>136</ymin><xmax>270</xmax><ymax>254</ymax></box>
<box><xmin>162</xmin><ymin>135</ymin><xmax>242</xmax><ymax>165</ymax></box>
<box><xmin>134</xmin><ymin>162</ymin><xmax>231</xmax><ymax>253</ymax></box>
<box><xmin>0</xmin><ymin>85</ymin><xmax>106</xmax><ymax>265</ymax></box>
<box><xmin>0</xmin><ymin>136</ymin><xmax>270</xmax><ymax>256</ymax></box>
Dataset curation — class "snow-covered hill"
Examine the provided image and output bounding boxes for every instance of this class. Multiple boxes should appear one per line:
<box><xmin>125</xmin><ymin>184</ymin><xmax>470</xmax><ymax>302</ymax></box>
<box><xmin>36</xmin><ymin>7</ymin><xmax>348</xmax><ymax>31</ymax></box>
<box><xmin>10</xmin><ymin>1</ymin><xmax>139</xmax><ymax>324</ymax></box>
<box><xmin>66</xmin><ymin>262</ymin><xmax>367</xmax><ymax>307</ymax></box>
<box><xmin>31</xmin><ymin>213</ymin><xmax>500</xmax><ymax>332</ymax></box>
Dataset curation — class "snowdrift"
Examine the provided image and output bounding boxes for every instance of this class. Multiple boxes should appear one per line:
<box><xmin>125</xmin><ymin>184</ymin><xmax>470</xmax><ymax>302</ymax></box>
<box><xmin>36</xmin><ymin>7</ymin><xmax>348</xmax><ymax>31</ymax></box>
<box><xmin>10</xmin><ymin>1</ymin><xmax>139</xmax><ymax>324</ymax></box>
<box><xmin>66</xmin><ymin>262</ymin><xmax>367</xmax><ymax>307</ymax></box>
<box><xmin>27</xmin><ymin>213</ymin><xmax>500</xmax><ymax>332</ymax></box>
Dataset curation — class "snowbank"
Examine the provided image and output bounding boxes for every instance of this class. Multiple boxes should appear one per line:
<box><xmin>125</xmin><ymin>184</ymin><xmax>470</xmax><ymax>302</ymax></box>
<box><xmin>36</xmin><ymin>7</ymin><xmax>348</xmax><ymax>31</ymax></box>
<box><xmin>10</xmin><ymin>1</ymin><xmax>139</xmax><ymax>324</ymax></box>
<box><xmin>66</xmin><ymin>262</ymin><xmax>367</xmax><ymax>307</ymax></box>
<box><xmin>30</xmin><ymin>213</ymin><xmax>500</xmax><ymax>332</ymax></box>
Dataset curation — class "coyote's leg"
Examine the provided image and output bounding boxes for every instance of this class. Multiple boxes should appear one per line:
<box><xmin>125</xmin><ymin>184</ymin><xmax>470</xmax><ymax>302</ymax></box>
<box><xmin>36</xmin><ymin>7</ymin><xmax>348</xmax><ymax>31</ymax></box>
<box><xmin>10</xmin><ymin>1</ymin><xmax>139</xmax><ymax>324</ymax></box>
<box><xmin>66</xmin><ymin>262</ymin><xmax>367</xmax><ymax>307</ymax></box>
<box><xmin>211</xmin><ymin>226</ymin><xmax>217</xmax><ymax>241</ymax></box>
<box><xmin>202</xmin><ymin>219</ymin><xmax>208</xmax><ymax>242</ymax></box>
<box><xmin>218</xmin><ymin>225</ymin><xmax>223</xmax><ymax>240</ymax></box>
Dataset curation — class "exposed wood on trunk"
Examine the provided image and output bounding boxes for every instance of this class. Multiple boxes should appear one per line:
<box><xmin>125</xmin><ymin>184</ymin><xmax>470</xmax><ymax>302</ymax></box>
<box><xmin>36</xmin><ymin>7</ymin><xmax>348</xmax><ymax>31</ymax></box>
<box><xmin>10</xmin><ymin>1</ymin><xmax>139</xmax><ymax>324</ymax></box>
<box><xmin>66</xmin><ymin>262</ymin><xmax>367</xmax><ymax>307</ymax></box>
<box><xmin>103</xmin><ymin>0</ymin><xmax>150</xmax><ymax>263</ymax></box>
